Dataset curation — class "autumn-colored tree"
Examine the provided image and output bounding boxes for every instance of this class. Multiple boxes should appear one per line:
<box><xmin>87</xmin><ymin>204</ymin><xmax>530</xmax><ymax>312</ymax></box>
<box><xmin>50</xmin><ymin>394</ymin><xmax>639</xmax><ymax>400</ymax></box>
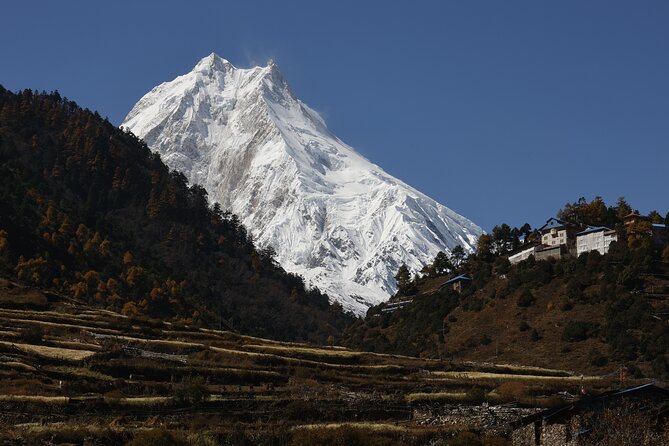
<box><xmin>122</xmin><ymin>251</ymin><xmax>134</xmax><ymax>266</ymax></box>
<box><xmin>121</xmin><ymin>301</ymin><xmax>139</xmax><ymax>317</ymax></box>
<box><xmin>0</xmin><ymin>229</ymin><xmax>9</xmax><ymax>251</ymax></box>
<box><xmin>83</xmin><ymin>232</ymin><xmax>102</xmax><ymax>253</ymax></box>
<box><xmin>71</xmin><ymin>281</ymin><xmax>87</xmax><ymax>300</ymax></box>
<box><xmin>476</xmin><ymin>234</ymin><xmax>493</xmax><ymax>260</ymax></box>
<box><xmin>627</xmin><ymin>220</ymin><xmax>652</xmax><ymax>250</ymax></box>
<box><xmin>290</xmin><ymin>287</ymin><xmax>300</xmax><ymax>303</ymax></box>
<box><xmin>75</xmin><ymin>223</ymin><xmax>88</xmax><ymax>241</ymax></box>
<box><xmin>125</xmin><ymin>265</ymin><xmax>146</xmax><ymax>289</ymax></box>
<box><xmin>99</xmin><ymin>239</ymin><xmax>111</xmax><ymax>256</ymax></box>
<box><xmin>41</xmin><ymin>205</ymin><xmax>56</xmax><ymax>227</ymax></box>
<box><xmin>15</xmin><ymin>256</ymin><xmax>50</xmax><ymax>286</ymax></box>
<box><xmin>58</xmin><ymin>216</ymin><xmax>72</xmax><ymax>237</ymax></box>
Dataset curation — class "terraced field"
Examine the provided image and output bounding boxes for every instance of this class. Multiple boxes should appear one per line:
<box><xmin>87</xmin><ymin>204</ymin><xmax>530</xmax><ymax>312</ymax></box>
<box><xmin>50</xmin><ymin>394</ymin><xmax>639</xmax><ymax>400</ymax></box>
<box><xmin>0</xmin><ymin>281</ymin><xmax>624</xmax><ymax>445</ymax></box>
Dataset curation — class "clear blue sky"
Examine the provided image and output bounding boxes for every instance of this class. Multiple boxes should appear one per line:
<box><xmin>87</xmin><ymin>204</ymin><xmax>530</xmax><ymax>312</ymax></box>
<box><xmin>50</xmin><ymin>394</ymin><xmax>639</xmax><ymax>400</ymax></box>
<box><xmin>2</xmin><ymin>1</ymin><xmax>667</xmax><ymax>231</ymax></box>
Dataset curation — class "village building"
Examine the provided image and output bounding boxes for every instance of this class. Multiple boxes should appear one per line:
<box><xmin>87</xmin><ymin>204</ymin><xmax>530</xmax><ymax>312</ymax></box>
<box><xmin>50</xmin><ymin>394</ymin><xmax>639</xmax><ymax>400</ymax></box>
<box><xmin>511</xmin><ymin>383</ymin><xmax>669</xmax><ymax>446</ymax></box>
<box><xmin>440</xmin><ymin>274</ymin><xmax>472</xmax><ymax>293</ymax></box>
<box><xmin>624</xmin><ymin>212</ymin><xmax>669</xmax><ymax>246</ymax></box>
<box><xmin>530</xmin><ymin>217</ymin><xmax>583</xmax><ymax>261</ymax></box>
<box><xmin>623</xmin><ymin>212</ymin><xmax>643</xmax><ymax>227</ymax></box>
<box><xmin>508</xmin><ymin>244</ymin><xmax>539</xmax><ymax>265</ymax></box>
<box><xmin>575</xmin><ymin>226</ymin><xmax>618</xmax><ymax>256</ymax></box>
<box><xmin>652</xmin><ymin>222</ymin><xmax>669</xmax><ymax>245</ymax></box>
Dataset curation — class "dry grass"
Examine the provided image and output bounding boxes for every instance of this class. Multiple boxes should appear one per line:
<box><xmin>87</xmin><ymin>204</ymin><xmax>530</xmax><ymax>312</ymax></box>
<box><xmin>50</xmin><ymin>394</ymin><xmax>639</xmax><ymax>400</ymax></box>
<box><xmin>459</xmin><ymin>361</ymin><xmax>572</xmax><ymax>377</ymax></box>
<box><xmin>292</xmin><ymin>422</ymin><xmax>408</xmax><ymax>432</ymax></box>
<box><xmin>0</xmin><ymin>395</ymin><xmax>68</xmax><ymax>404</ymax></box>
<box><xmin>430</xmin><ymin>371</ymin><xmax>600</xmax><ymax>382</ymax></box>
<box><xmin>243</xmin><ymin>343</ymin><xmax>363</xmax><ymax>358</ymax></box>
<box><xmin>48</xmin><ymin>339</ymin><xmax>101</xmax><ymax>351</ymax></box>
<box><xmin>104</xmin><ymin>396</ymin><xmax>171</xmax><ymax>405</ymax></box>
<box><xmin>0</xmin><ymin>361</ymin><xmax>37</xmax><ymax>372</ymax></box>
<box><xmin>45</xmin><ymin>365</ymin><xmax>114</xmax><ymax>381</ymax></box>
<box><xmin>208</xmin><ymin>346</ymin><xmax>407</xmax><ymax>373</ymax></box>
<box><xmin>405</xmin><ymin>392</ymin><xmax>468</xmax><ymax>403</ymax></box>
<box><xmin>0</xmin><ymin>317</ymin><xmax>123</xmax><ymax>336</ymax></box>
<box><xmin>0</xmin><ymin>341</ymin><xmax>95</xmax><ymax>361</ymax></box>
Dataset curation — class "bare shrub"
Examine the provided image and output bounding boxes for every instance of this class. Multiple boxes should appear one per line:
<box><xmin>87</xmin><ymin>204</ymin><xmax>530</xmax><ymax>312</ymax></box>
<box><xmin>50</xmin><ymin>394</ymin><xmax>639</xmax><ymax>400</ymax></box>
<box><xmin>126</xmin><ymin>429</ymin><xmax>187</xmax><ymax>446</ymax></box>
<box><xmin>496</xmin><ymin>382</ymin><xmax>528</xmax><ymax>401</ymax></box>
<box><xmin>581</xmin><ymin>403</ymin><xmax>667</xmax><ymax>446</ymax></box>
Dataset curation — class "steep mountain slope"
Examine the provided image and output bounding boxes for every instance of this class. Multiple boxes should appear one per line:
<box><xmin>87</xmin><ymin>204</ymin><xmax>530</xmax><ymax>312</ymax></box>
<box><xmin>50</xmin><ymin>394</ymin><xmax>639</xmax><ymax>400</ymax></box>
<box><xmin>0</xmin><ymin>87</ymin><xmax>353</xmax><ymax>342</ymax></box>
<box><xmin>123</xmin><ymin>54</ymin><xmax>484</xmax><ymax>313</ymax></box>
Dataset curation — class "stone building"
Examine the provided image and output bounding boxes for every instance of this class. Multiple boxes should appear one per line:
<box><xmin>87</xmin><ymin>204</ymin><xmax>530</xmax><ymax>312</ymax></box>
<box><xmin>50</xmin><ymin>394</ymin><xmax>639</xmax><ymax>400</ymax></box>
<box><xmin>539</xmin><ymin>217</ymin><xmax>581</xmax><ymax>251</ymax></box>
<box><xmin>575</xmin><ymin>226</ymin><xmax>618</xmax><ymax>256</ymax></box>
<box><xmin>508</xmin><ymin>244</ymin><xmax>538</xmax><ymax>265</ymax></box>
<box><xmin>534</xmin><ymin>217</ymin><xmax>582</xmax><ymax>261</ymax></box>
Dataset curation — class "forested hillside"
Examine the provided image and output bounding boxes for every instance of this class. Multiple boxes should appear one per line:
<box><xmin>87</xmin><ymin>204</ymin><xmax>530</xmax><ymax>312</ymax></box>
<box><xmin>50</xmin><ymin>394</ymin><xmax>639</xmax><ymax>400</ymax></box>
<box><xmin>0</xmin><ymin>87</ymin><xmax>354</xmax><ymax>342</ymax></box>
<box><xmin>345</xmin><ymin>198</ymin><xmax>669</xmax><ymax>378</ymax></box>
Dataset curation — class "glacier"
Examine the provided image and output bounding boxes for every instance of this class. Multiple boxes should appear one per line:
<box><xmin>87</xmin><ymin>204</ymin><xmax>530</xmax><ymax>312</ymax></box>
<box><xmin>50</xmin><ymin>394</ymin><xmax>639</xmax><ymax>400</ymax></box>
<box><xmin>122</xmin><ymin>54</ymin><xmax>484</xmax><ymax>315</ymax></box>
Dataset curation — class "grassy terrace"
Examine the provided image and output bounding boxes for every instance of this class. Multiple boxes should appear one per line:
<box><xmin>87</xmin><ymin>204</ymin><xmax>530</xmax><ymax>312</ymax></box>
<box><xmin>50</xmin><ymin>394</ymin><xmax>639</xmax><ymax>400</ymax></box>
<box><xmin>0</xmin><ymin>285</ymin><xmax>626</xmax><ymax>445</ymax></box>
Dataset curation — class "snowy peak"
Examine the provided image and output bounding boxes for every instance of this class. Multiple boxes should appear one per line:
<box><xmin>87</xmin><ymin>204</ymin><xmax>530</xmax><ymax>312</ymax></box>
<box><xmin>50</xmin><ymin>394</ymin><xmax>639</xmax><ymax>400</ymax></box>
<box><xmin>193</xmin><ymin>53</ymin><xmax>235</xmax><ymax>72</ymax></box>
<box><xmin>122</xmin><ymin>55</ymin><xmax>484</xmax><ymax>314</ymax></box>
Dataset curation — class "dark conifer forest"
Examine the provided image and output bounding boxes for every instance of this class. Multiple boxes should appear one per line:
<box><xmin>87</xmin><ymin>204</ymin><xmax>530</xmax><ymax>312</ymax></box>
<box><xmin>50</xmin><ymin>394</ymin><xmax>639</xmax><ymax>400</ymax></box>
<box><xmin>0</xmin><ymin>87</ymin><xmax>354</xmax><ymax>342</ymax></box>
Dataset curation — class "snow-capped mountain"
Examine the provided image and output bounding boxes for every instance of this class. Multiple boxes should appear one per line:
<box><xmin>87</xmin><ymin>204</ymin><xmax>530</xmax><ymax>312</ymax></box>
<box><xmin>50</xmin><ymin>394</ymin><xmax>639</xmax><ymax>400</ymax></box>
<box><xmin>122</xmin><ymin>54</ymin><xmax>484</xmax><ymax>314</ymax></box>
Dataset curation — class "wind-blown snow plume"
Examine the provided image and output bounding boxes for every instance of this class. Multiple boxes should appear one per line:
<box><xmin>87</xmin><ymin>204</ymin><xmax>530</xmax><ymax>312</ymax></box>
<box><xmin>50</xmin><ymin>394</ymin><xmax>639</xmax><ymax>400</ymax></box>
<box><xmin>123</xmin><ymin>54</ymin><xmax>484</xmax><ymax>314</ymax></box>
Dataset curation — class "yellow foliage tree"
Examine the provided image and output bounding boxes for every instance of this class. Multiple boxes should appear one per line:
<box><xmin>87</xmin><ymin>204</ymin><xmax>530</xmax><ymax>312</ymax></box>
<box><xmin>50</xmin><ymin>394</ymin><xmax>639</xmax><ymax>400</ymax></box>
<box><xmin>0</xmin><ymin>229</ymin><xmax>9</xmax><ymax>251</ymax></box>
<box><xmin>15</xmin><ymin>256</ymin><xmax>49</xmax><ymax>285</ymax></box>
<box><xmin>627</xmin><ymin>221</ymin><xmax>652</xmax><ymax>250</ymax></box>
<box><xmin>71</xmin><ymin>282</ymin><xmax>87</xmax><ymax>300</ymax></box>
<box><xmin>121</xmin><ymin>301</ymin><xmax>139</xmax><ymax>317</ymax></box>
<box><xmin>99</xmin><ymin>239</ymin><xmax>111</xmax><ymax>256</ymax></box>
<box><xmin>122</xmin><ymin>251</ymin><xmax>134</xmax><ymax>266</ymax></box>
<box><xmin>58</xmin><ymin>216</ymin><xmax>71</xmax><ymax>237</ymax></box>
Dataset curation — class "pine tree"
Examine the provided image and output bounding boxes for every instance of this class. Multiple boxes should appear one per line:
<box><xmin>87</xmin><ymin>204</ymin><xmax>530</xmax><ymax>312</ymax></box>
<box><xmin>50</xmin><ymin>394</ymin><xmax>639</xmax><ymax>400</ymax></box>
<box><xmin>395</xmin><ymin>264</ymin><xmax>412</xmax><ymax>295</ymax></box>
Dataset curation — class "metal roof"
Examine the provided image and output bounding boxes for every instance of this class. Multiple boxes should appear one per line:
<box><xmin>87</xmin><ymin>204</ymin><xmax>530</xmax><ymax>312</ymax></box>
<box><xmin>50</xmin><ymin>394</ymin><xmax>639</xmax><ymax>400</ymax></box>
<box><xmin>576</xmin><ymin>226</ymin><xmax>611</xmax><ymax>236</ymax></box>
<box><xmin>444</xmin><ymin>274</ymin><xmax>472</xmax><ymax>284</ymax></box>
<box><xmin>539</xmin><ymin>217</ymin><xmax>571</xmax><ymax>231</ymax></box>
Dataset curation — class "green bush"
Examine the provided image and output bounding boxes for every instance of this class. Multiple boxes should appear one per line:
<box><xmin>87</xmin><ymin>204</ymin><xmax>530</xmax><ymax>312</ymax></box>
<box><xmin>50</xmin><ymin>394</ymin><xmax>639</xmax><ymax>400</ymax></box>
<box><xmin>561</xmin><ymin>321</ymin><xmax>597</xmax><ymax>342</ymax></box>
<box><xmin>560</xmin><ymin>301</ymin><xmax>574</xmax><ymax>311</ymax></box>
<box><xmin>516</xmin><ymin>289</ymin><xmax>535</xmax><ymax>308</ymax></box>
<box><xmin>173</xmin><ymin>375</ymin><xmax>209</xmax><ymax>405</ymax></box>
<box><xmin>589</xmin><ymin>349</ymin><xmax>608</xmax><ymax>367</ymax></box>
<box><xmin>19</xmin><ymin>325</ymin><xmax>44</xmax><ymax>344</ymax></box>
<box><xmin>530</xmin><ymin>329</ymin><xmax>541</xmax><ymax>342</ymax></box>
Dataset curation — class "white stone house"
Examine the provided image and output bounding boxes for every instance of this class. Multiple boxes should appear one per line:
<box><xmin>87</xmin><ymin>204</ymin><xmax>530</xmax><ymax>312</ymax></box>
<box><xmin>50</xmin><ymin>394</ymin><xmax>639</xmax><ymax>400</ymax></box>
<box><xmin>508</xmin><ymin>244</ymin><xmax>538</xmax><ymax>264</ymax></box>
<box><xmin>576</xmin><ymin>226</ymin><xmax>618</xmax><ymax>256</ymax></box>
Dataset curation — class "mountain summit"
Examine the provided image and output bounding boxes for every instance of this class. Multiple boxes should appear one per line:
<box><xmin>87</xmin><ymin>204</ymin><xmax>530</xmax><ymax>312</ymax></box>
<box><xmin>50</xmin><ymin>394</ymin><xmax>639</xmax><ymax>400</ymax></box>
<box><xmin>122</xmin><ymin>54</ymin><xmax>484</xmax><ymax>314</ymax></box>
